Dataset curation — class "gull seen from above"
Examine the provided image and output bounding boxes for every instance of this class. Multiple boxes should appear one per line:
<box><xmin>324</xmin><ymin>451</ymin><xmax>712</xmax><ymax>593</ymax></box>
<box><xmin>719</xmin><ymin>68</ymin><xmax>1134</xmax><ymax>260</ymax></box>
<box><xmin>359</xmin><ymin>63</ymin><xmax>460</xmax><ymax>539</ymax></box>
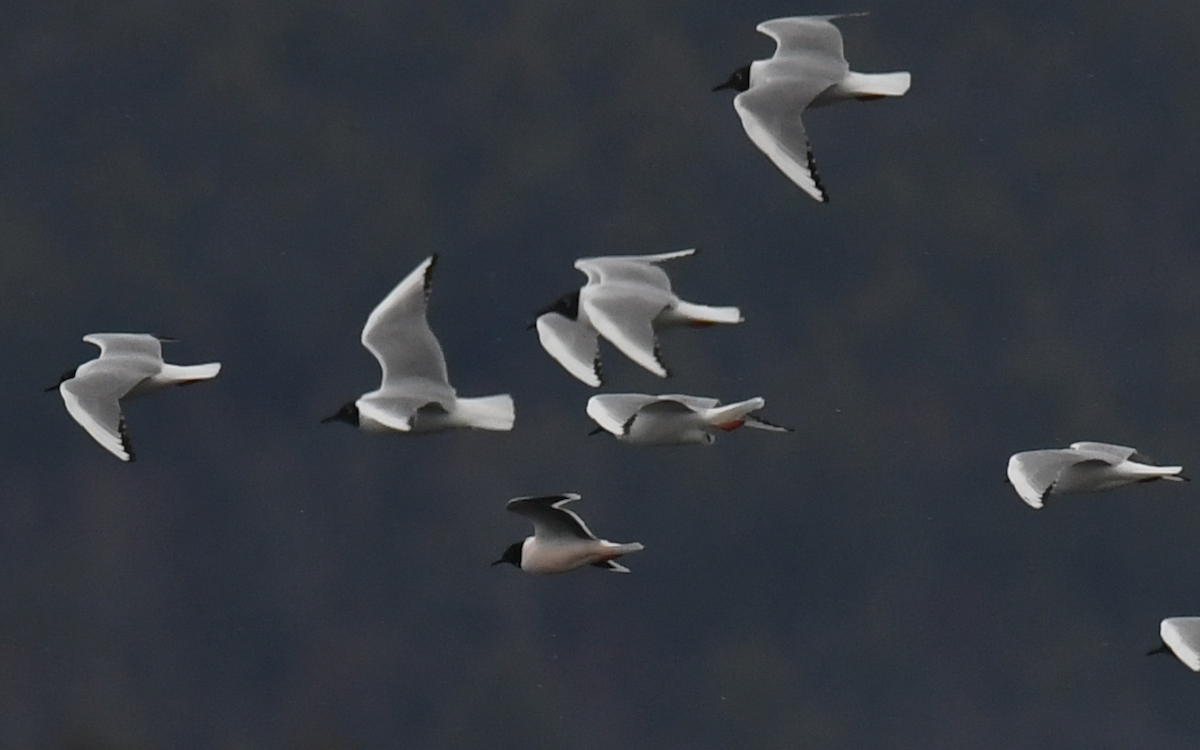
<box><xmin>586</xmin><ymin>393</ymin><xmax>791</xmax><ymax>445</ymax></box>
<box><xmin>532</xmin><ymin>248</ymin><xmax>742</xmax><ymax>386</ymax></box>
<box><xmin>713</xmin><ymin>14</ymin><xmax>911</xmax><ymax>202</ymax></box>
<box><xmin>1006</xmin><ymin>441</ymin><xmax>1187</xmax><ymax>509</ymax></box>
<box><xmin>48</xmin><ymin>333</ymin><xmax>221</xmax><ymax>462</ymax></box>
<box><xmin>323</xmin><ymin>255</ymin><xmax>515</xmax><ymax>433</ymax></box>
<box><xmin>1148</xmin><ymin>618</ymin><xmax>1200</xmax><ymax>672</ymax></box>
<box><xmin>493</xmin><ymin>493</ymin><xmax>645</xmax><ymax>574</ymax></box>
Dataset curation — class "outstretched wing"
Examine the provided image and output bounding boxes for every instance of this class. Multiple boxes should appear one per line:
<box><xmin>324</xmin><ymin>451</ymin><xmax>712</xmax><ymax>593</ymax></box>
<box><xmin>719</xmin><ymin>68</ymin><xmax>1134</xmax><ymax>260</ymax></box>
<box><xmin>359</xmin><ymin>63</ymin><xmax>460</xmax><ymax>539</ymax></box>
<box><xmin>360</xmin><ymin>255</ymin><xmax>453</xmax><ymax>395</ymax></box>
<box><xmin>506</xmin><ymin>494</ymin><xmax>598</xmax><ymax>541</ymax></box>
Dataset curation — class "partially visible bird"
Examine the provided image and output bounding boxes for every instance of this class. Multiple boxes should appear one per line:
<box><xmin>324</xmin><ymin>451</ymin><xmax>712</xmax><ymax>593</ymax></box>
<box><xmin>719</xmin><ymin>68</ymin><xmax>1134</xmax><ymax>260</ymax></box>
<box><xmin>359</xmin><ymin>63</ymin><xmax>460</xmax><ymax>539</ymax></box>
<box><xmin>1148</xmin><ymin>617</ymin><xmax>1200</xmax><ymax>671</ymax></box>
<box><xmin>586</xmin><ymin>393</ymin><xmax>790</xmax><ymax>445</ymax></box>
<box><xmin>1006</xmin><ymin>441</ymin><xmax>1187</xmax><ymax>509</ymax></box>
<box><xmin>713</xmin><ymin>14</ymin><xmax>911</xmax><ymax>202</ymax></box>
<box><xmin>48</xmin><ymin>333</ymin><xmax>221</xmax><ymax>462</ymax></box>
<box><xmin>323</xmin><ymin>255</ymin><xmax>514</xmax><ymax>432</ymax></box>
<box><xmin>533</xmin><ymin>248</ymin><xmax>742</xmax><ymax>386</ymax></box>
<box><xmin>493</xmin><ymin>493</ymin><xmax>645</xmax><ymax>574</ymax></box>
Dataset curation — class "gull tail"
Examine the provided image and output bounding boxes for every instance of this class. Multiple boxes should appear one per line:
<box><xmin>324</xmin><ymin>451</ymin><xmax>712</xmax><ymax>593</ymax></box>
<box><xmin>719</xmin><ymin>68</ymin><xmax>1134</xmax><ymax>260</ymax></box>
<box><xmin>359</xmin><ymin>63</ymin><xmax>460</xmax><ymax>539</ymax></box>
<box><xmin>672</xmin><ymin>300</ymin><xmax>743</xmax><ymax>327</ymax></box>
<box><xmin>454</xmin><ymin>394</ymin><xmax>515</xmax><ymax>431</ymax></box>
<box><xmin>160</xmin><ymin>362</ymin><xmax>222</xmax><ymax>384</ymax></box>
<box><xmin>595</xmin><ymin>542</ymin><xmax>645</xmax><ymax>572</ymax></box>
<box><xmin>702</xmin><ymin>398</ymin><xmax>767</xmax><ymax>431</ymax></box>
<box><xmin>843</xmin><ymin>71</ymin><xmax>911</xmax><ymax>99</ymax></box>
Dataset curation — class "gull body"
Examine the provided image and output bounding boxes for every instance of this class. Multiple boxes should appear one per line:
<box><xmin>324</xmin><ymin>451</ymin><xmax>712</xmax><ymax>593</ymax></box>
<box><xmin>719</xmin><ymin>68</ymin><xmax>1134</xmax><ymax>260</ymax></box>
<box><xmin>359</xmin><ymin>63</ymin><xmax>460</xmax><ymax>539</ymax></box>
<box><xmin>493</xmin><ymin>493</ymin><xmax>644</xmax><ymax>574</ymax></box>
<box><xmin>323</xmin><ymin>255</ymin><xmax>514</xmax><ymax>433</ymax></box>
<box><xmin>713</xmin><ymin>14</ymin><xmax>910</xmax><ymax>202</ymax></box>
<box><xmin>1149</xmin><ymin>617</ymin><xmax>1200</xmax><ymax>671</ymax></box>
<box><xmin>50</xmin><ymin>333</ymin><xmax>221</xmax><ymax>462</ymax></box>
<box><xmin>533</xmin><ymin>249</ymin><xmax>742</xmax><ymax>386</ymax></box>
<box><xmin>587</xmin><ymin>393</ymin><xmax>790</xmax><ymax>445</ymax></box>
<box><xmin>1006</xmin><ymin>441</ymin><xmax>1186</xmax><ymax>509</ymax></box>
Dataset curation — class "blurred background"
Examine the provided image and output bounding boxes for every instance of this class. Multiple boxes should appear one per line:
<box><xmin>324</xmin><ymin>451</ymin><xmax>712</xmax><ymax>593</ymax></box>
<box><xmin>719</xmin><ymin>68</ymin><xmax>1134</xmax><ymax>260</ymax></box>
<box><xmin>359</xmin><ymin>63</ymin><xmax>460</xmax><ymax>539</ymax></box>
<box><xmin>4</xmin><ymin>1</ymin><xmax>1200</xmax><ymax>747</ymax></box>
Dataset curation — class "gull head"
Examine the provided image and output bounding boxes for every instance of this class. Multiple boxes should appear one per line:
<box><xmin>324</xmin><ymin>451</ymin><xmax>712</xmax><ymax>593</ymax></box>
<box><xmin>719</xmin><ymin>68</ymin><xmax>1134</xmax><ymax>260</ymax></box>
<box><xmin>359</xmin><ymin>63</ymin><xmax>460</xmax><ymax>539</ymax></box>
<box><xmin>528</xmin><ymin>289</ymin><xmax>582</xmax><ymax>328</ymax></box>
<box><xmin>44</xmin><ymin>367</ymin><xmax>78</xmax><ymax>392</ymax></box>
<box><xmin>712</xmin><ymin>64</ymin><xmax>751</xmax><ymax>93</ymax></box>
<box><xmin>321</xmin><ymin>401</ymin><xmax>360</xmax><ymax>426</ymax></box>
<box><xmin>491</xmin><ymin>542</ymin><xmax>522</xmax><ymax>568</ymax></box>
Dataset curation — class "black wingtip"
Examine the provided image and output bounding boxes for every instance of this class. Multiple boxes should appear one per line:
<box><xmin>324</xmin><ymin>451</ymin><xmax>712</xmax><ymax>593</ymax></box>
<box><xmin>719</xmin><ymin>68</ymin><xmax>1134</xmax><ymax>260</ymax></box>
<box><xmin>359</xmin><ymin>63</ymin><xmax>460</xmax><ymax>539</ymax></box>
<box><xmin>807</xmin><ymin>145</ymin><xmax>830</xmax><ymax>203</ymax></box>
<box><xmin>423</xmin><ymin>254</ymin><xmax>438</xmax><ymax>298</ymax></box>
<box><xmin>119</xmin><ymin>415</ymin><xmax>137</xmax><ymax>463</ymax></box>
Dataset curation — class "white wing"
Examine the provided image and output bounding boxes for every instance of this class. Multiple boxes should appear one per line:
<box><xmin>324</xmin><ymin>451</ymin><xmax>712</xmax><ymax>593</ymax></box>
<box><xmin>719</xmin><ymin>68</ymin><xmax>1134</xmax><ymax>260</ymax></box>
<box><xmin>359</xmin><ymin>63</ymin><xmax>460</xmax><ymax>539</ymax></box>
<box><xmin>1162</xmin><ymin>617</ymin><xmax>1200</xmax><ymax>671</ymax></box>
<box><xmin>83</xmin><ymin>333</ymin><xmax>164</xmax><ymax>362</ymax></box>
<box><xmin>60</xmin><ymin>374</ymin><xmax>137</xmax><ymax>461</ymax></box>
<box><xmin>360</xmin><ymin>255</ymin><xmax>454</xmax><ymax>403</ymax></box>
<box><xmin>535</xmin><ymin>313</ymin><xmax>602</xmax><ymax>386</ymax></box>
<box><xmin>586</xmin><ymin>394</ymin><xmax>660</xmax><ymax>435</ymax></box>
<box><xmin>574</xmin><ymin>248</ymin><xmax>695</xmax><ymax>287</ymax></box>
<box><xmin>582</xmin><ymin>287</ymin><xmax>672</xmax><ymax>377</ymax></box>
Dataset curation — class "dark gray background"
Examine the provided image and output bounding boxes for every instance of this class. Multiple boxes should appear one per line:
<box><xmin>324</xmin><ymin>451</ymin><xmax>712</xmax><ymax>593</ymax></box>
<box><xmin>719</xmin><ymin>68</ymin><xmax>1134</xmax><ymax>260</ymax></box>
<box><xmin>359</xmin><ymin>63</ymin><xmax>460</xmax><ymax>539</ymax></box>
<box><xmin>4</xmin><ymin>1</ymin><xmax>1200</xmax><ymax>747</ymax></box>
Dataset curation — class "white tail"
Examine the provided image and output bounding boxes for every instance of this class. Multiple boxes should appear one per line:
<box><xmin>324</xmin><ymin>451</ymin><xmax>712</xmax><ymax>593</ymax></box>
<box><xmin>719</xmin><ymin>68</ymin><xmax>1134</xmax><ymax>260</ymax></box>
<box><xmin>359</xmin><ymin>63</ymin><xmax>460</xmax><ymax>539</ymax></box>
<box><xmin>454</xmin><ymin>394</ymin><xmax>515</xmax><ymax>431</ymax></box>
<box><xmin>157</xmin><ymin>362</ymin><xmax>222</xmax><ymax>384</ymax></box>
<box><xmin>703</xmin><ymin>398</ymin><xmax>766</xmax><ymax>431</ymax></box>
<box><xmin>671</xmin><ymin>300</ymin><xmax>743</xmax><ymax>326</ymax></box>
<box><xmin>846</xmin><ymin>71</ymin><xmax>911</xmax><ymax>98</ymax></box>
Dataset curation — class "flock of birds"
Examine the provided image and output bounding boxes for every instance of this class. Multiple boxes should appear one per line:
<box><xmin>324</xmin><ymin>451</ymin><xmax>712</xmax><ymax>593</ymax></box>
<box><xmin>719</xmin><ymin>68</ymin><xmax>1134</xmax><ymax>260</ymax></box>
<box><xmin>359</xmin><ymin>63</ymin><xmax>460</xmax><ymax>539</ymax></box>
<box><xmin>45</xmin><ymin>14</ymin><xmax>1200</xmax><ymax>674</ymax></box>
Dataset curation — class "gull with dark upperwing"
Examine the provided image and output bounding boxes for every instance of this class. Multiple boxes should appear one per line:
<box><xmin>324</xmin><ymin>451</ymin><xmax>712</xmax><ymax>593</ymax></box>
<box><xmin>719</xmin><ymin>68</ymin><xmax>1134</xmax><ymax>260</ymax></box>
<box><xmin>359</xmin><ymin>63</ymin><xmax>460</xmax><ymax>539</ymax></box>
<box><xmin>586</xmin><ymin>393</ymin><xmax>790</xmax><ymax>445</ymax></box>
<box><xmin>323</xmin><ymin>255</ymin><xmax>514</xmax><ymax>433</ymax></box>
<box><xmin>713</xmin><ymin>14</ymin><xmax>911</xmax><ymax>202</ymax></box>
<box><xmin>1006</xmin><ymin>441</ymin><xmax>1186</xmax><ymax>509</ymax></box>
<box><xmin>532</xmin><ymin>248</ymin><xmax>742</xmax><ymax>386</ymax></box>
<box><xmin>48</xmin><ymin>333</ymin><xmax>221</xmax><ymax>462</ymax></box>
<box><xmin>493</xmin><ymin>493</ymin><xmax>644</xmax><ymax>574</ymax></box>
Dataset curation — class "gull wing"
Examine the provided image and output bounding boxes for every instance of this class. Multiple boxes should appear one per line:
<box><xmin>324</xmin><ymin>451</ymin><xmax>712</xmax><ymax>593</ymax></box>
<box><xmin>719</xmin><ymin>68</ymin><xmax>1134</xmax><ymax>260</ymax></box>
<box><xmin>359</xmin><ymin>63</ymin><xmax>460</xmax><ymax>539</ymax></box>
<box><xmin>506</xmin><ymin>494</ymin><xmax>598</xmax><ymax>541</ymax></box>
<box><xmin>1007</xmin><ymin>449</ymin><xmax>1078</xmax><ymax>509</ymax></box>
<box><xmin>574</xmin><ymin>249</ymin><xmax>695</xmax><ymax>288</ymax></box>
<box><xmin>60</xmin><ymin>375</ymin><xmax>137</xmax><ymax>461</ymax></box>
<box><xmin>734</xmin><ymin>81</ymin><xmax>830</xmax><ymax>202</ymax></box>
<box><xmin>582</xmin><ymin>288</ymin><xmax>672</xmax><ymax>377</ymax></box>
<box><xmin>757</xmin><ymin>15</ymin><xmax>852</xmax><ymax>63</ymax></box>
<box><xmin>357</xmin><ymin>392</ymin><xmax>448</xmax><ymax>432</ymax></box>
<box><xmin>535</xmin><ymin>312</ymin><xmax>602</xmax><ymax>386</ymax></box>
<box><xmin>586</xmin><ymin>393</ymin><xmax>660</xmax><ymax>435</ymax></box>
<box><xmin>1069</xmin><ymin>442</ymin><xmax>1137</xmax><ymax>463</ymax></box>
<box><xmin>83</xmin><ymin>333</ymin><xmax>164</xmax><ymax>362</ymax></box>
<box><xmin>360</xmin><ymin>255</ymin><xmax>453</xmax><ymax>399</ymax></box>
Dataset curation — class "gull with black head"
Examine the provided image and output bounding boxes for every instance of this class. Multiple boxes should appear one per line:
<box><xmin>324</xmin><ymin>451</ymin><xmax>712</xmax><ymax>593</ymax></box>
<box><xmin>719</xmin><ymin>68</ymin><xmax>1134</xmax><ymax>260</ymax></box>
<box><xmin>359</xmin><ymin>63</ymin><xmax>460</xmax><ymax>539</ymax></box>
<box><xmin>493</xmin><ymin>493</ymin><xmax>644</xmax><ymax>574</ymax></box>
<box><xmin>323</xmin><ymin>255</ymin><xmax>514</xmax><ymax>433</ymax></box>
<box><xmin>713</xmin><ymin>14</ymin><xmax>910</xmax><ymax>202</ymax></box>
<box><xmin>533</xmin><ymin>248</ymin><xmax>742</xmax><ymax>386</ymax></box>
<box><xmin>48</xmin><ymin>333</ymin><xmax>221</xmax><ymax>462</ymax></box>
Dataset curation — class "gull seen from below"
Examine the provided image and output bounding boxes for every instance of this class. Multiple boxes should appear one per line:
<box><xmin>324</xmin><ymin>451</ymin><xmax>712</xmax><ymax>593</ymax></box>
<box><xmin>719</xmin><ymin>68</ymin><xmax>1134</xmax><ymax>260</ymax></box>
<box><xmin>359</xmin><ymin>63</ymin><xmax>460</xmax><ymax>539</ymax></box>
<box><xmin>1148</xmin><ymin>618</ymin><xmax>1200</xmax><ymax>671</ymax></box>
<box><xmin>1006</xmin><ymin>441</ymin><xmax>1186</xmax><ymax>509</ymax></box>
<box><xmin>713</xmin><ymin>14</ymin><xmax>911</xmax><ymax>202</ymax></box>
<box><xmin>323</xmin><ymin>255</ymin><xmax>515</xmax><ymax>433</ymax></box>
<box><xmin>533</xmin><ymin>248</ymin><xmax>742</xmax><ymax>386</ymax></box>
<box><xmin>586</xmin><ymin>393</ymin><xmax>790</xmax><ymax>445</ymax></box>
<box><xmin>48</xmin><ymin>333</ymin><xmax>221</xmax><ymax>462</ymax></box>
<box><xmin>493</xmin><ymin>493</ymin><xmax>645</xmax><ymax>574</ymax></box>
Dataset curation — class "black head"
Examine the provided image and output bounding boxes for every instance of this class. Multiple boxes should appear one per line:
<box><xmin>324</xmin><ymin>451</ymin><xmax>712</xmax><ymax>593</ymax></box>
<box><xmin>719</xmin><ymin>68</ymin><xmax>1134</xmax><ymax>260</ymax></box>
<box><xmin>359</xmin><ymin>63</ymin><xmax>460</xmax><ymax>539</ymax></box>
<box><xmin>712</xmin><ymin>64</ymin><xmax>751</xmax><ymax>93</ymax></box>
<box><xmin>491</xmin><ymin>542</ymin><xmax>523</xmax><ymax>568</ymax></box>
<box><xmin>321</xmin><ymin>401</ymin><xmax>360</xmax><ymax>425</ymax></box>
<box><xmin>44</xmin><ymin>367</ymin><xmax>78</xmax><ymax>392</ymax></box>
<box><xmin>528</xmin><ymin>289</ymin><xmax>581</xmax><ymax>329</ymax></box>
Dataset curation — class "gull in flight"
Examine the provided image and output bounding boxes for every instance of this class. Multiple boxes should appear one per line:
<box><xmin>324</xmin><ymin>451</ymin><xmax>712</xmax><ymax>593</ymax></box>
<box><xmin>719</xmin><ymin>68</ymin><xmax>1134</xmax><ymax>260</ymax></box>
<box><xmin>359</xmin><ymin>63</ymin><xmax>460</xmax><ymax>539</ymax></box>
<box><xmin>713</xmin><ymin>14</ymin><xmax>910</xmax><ymax>202</ymax></box>
<box><xmin>48</xmin><ymin>333</ymin><xmax>221</xmax><ymax>462</ymax></box>
<box><xmin>533</xmin><ymin>248</ymin><xmax>742</xmax><ymax>386</ymax></box>
<box><xmin>1006</xmin><ymin>441</ymin><xmax>1186</xmax><ymax>509</ymax></box>
<box><xmin>586</xmin><ymin>393</ymin><xmax>790</xmax><ymax>445</ymax></box>
<box><xmin>323</xmin><ymin>255</ymin><xmax>514</xmax><ymax>432</ymax></box>
<box><xmin>493</xmin><ymin>493</ymin><xmax>644</xmax><ymax>574</ymax></box>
